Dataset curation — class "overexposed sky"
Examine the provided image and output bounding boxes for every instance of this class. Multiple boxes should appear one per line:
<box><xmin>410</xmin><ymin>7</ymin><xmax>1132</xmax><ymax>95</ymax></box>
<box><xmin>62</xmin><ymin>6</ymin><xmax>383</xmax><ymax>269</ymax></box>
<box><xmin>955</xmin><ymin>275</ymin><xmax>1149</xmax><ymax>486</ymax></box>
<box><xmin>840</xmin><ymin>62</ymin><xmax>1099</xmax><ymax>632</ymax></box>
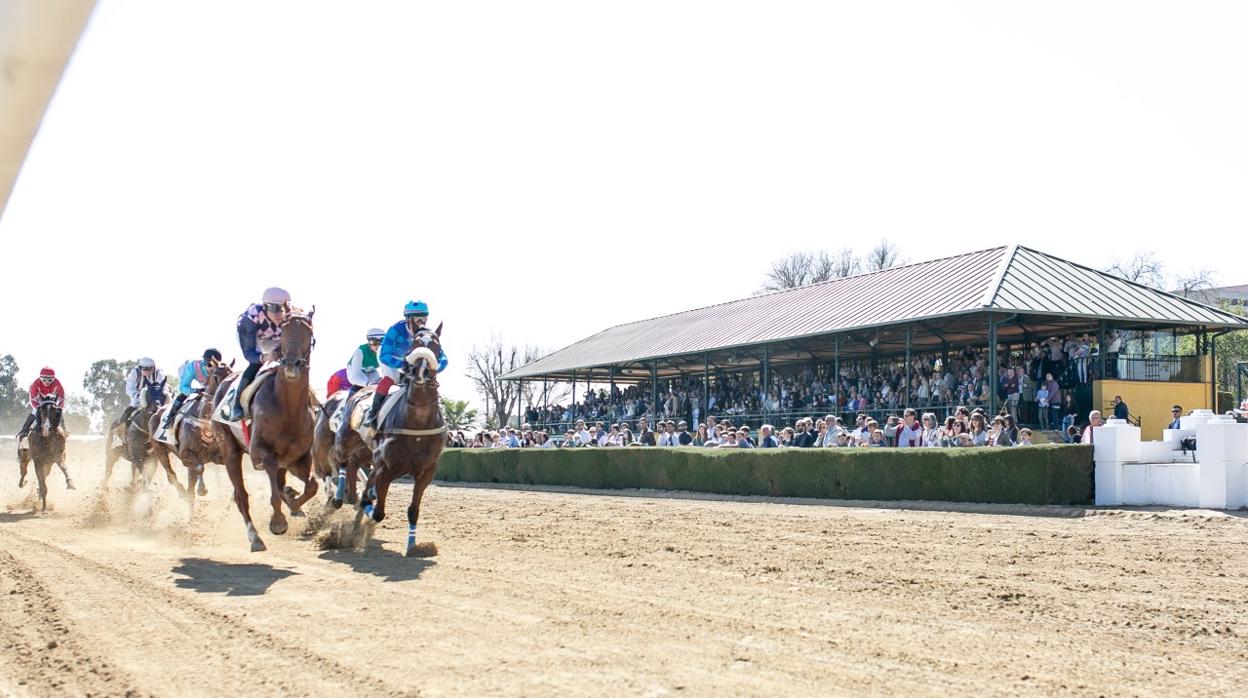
<box><xmin>2</xmin><ymin>0</ymin><xmax>1245</xmax><ymax>414</ymax></box>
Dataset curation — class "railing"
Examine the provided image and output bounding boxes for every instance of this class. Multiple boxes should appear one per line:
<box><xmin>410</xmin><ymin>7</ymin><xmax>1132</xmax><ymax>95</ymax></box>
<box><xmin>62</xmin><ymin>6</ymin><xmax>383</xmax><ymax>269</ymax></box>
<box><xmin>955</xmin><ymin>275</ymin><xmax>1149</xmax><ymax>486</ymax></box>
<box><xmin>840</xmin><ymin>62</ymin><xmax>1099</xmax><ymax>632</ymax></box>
<box><xmin>1112</xmin><ymin>355</ymin><xmax>1204</xmax><ymax>382</ymax></box>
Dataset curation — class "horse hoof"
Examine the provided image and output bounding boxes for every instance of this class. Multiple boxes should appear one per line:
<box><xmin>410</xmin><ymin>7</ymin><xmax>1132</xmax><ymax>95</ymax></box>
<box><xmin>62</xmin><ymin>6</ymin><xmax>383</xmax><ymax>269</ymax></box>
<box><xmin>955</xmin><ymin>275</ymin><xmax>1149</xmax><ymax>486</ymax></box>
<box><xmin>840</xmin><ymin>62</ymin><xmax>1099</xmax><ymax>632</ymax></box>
<box><xmin>65</xmin><ymin>481</ymin><xmax>75</xmax><ymax>490</ymax></box>
<box><xmin>250</xmin><ymin>538</ymin><xmax>267</xmax><ymax>553</ymax></box>
<box><xmin>291</xmin><ymin>509</ymin><xmax>305</xmax><ymax>518</ymax></box>
<box><xmin>17</xmin><ymin>478</ymin><xmax>25</xmax><ymax>488</ymax></box>
<box><xmin>270</xmin><ymin>516</ymin><xmax>288</xmax><ymax>536</ymax></box>
<box><xmin>330</xmin><ymin>498</ymin><xmax>343</xmax><ymax>510</ymax></box>
<box><xmin>197</xmin><ymin>485</ymin><xmax>207</xmax><ymax>497</ymax></box>
<box><xmin>283</xmin><ymin>486</ymin><xmax>297</xmax><ymax>499</ymax></box>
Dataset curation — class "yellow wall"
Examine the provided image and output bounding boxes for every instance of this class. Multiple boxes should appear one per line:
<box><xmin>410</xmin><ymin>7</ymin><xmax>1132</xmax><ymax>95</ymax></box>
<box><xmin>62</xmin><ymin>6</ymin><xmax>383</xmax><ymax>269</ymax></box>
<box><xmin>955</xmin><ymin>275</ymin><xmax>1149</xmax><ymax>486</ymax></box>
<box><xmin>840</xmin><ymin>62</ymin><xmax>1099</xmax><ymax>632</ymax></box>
<box><xmin>1093</xmin><ymin>380</ymin><xmax>1212</xmax><ymax>440</ymax></box>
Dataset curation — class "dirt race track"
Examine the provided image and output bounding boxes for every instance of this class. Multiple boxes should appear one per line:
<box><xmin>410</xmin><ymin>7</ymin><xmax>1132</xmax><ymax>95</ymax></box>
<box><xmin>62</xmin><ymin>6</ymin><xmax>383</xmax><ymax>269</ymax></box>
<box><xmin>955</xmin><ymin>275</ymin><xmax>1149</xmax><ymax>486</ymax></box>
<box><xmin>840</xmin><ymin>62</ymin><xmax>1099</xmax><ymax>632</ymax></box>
<box><xmin>1</xmin><ymin>440</ymin><xmax>1246</xmax><ymax>697</ymax></box>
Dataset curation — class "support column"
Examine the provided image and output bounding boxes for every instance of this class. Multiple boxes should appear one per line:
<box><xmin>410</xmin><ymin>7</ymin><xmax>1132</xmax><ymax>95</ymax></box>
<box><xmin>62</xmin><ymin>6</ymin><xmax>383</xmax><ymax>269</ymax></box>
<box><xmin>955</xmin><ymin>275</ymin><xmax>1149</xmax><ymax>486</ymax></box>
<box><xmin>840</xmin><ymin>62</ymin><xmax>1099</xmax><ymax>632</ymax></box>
<box><xmin>905</xmin><ymin>325</ymin><xmax>912</xmax><ymax>410</ymax></box>
<box><xmin>1098</xmin><ymin>320</ymin><xmax>1108</xmax><ymax>380</ymax></box>
<box><xmin>988</xmin><ymin>314</ymin><xmax>998</xmax><ymax>416</ymax></box>
<box><xmin>651</xmin><ymin>362</ymin><xmax>658</xmax><ymax>419</ymax></box>
<box><xmin>571</xmin><ymin>371</ymin><xmax>577</xmax><ymax>424</ymax></box>
<box><xmin>703</xmin><ymin>354</ymin><xmax>709</xmax><ymax>419</ymax></box>
<box><xmin>609</xmin><ymin>366</ymin><xmax>616</xmax><ymax>421</ymax></box>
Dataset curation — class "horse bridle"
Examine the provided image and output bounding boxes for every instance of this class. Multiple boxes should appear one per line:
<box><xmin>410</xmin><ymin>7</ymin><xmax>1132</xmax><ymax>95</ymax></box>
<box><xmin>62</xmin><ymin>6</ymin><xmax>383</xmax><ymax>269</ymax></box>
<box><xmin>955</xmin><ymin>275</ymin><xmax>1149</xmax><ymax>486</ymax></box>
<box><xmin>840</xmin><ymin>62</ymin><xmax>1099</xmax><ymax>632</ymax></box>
<box><xmin>279</xmin><ymin>315</ymin><xmax>315</xmax><ymax>370</ymax></box>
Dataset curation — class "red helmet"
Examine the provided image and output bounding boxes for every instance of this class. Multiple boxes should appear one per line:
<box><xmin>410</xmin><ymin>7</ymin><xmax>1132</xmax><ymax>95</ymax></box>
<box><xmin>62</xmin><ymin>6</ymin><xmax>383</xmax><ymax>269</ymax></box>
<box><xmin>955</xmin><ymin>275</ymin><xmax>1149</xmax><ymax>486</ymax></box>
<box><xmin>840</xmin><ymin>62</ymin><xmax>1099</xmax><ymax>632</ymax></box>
<box><xmin>39</xmin><ymin>367</ymin><xmax>55</xmax><ymax>378</ymax></box>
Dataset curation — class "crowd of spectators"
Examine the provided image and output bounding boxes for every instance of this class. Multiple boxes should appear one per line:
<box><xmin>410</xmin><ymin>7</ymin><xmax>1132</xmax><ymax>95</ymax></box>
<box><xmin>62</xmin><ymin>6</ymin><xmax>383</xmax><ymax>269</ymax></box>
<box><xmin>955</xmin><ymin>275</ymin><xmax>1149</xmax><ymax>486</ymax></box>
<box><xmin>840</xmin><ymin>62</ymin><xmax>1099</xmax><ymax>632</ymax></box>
<box><xmin>521</xmin><ymin>333</ymin><xmax>1119</xmax><ymax>437</ymax></box>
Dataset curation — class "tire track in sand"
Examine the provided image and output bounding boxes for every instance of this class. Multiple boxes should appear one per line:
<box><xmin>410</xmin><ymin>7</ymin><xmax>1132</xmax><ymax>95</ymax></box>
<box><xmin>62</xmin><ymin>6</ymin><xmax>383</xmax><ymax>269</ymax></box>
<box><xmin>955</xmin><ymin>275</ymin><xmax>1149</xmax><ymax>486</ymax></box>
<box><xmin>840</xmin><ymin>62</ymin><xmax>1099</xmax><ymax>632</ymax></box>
<box><xmin>1</xmin><ymin>530</ymin><xmax>410</xmax><ymax>698</ymax></box>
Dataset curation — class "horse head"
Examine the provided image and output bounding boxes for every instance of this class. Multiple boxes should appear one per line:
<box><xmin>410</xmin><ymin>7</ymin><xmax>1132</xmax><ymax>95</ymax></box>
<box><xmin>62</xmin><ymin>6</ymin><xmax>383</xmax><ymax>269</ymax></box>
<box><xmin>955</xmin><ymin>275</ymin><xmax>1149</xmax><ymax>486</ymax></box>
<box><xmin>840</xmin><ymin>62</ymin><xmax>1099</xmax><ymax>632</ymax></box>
<box><xmin>402</xmin><ymin>324</ymin><xmax>443</xmax><ymax>390</ymax></box>
<box><xmin>279</xmin><ymin>310</ymin><xmax>315</xmax><ymax>381</ymax></box>
<box><xmin>37</xmin><ymin>396</ymin><xmax>61</xmax><ymax>437</ymax></box>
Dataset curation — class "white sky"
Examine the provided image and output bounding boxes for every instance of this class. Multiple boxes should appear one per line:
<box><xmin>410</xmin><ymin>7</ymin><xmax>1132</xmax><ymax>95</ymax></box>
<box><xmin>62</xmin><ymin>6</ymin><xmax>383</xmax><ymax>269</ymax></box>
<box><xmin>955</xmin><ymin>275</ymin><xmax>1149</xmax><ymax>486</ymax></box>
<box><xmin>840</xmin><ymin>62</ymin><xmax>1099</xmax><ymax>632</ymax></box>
<box><xmin>2</xmin><ymin>0</ymin><xmax>1246</xmax><ymax>415</ymax></box>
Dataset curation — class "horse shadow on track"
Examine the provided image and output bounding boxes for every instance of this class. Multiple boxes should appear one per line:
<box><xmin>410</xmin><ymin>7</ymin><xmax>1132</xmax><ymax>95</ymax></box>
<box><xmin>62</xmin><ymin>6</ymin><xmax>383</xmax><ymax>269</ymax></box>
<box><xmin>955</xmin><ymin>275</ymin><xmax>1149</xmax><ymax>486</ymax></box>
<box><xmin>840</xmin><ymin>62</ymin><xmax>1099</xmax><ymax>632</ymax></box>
<box><xmin>317</xmin><ymin>541</ymin><xmax>435</xmax><ymax>583</ymax></box>
<box><xmin>0</xmin><ymin>510</ymin><xmax>41</xmax><ymax>523</ymax></box>
<box><xmin>172</xmin><ymin>558</ymin><xmax>299</xmax><ymax>596</ymax></box>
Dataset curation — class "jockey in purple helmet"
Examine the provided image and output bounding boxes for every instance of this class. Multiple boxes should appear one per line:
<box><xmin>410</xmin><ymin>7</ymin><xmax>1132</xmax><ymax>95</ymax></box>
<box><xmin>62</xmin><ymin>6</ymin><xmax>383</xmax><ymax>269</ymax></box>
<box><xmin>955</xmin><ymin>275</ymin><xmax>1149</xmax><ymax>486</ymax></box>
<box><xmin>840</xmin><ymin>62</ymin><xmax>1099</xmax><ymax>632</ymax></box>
<box><xmin>363</xmin><ymin>300</ymin><xmax>447</xmax><ymax>428</ymax></box>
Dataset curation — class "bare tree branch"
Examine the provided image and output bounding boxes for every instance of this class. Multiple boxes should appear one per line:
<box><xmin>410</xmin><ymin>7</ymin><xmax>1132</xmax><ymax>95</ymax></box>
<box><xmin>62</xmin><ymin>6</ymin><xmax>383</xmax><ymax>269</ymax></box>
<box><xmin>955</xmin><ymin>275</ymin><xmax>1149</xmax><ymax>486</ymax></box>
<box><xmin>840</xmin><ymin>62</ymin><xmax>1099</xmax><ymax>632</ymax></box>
<box><xmin>864</xmin><ymin>239</ymin><xmax>904</xmax><ymax>272</ymax></box>
<box><xmin>1104</xmin><ymin>252</ymin><xmax>1166</xmax><ymax>289</ymax></box>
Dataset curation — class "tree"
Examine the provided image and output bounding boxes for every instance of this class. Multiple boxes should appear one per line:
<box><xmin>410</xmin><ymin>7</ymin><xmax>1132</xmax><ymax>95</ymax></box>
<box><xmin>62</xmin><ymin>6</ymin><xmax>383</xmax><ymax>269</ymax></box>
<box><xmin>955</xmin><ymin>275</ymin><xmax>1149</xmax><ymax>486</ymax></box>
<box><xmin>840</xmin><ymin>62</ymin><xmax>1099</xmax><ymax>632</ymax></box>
<box><xmin>62</xmin><ymin>394</ymin><xmax>93</xmax><ymax>433</ymax></box>
<box><xmin>0</xmin><ymin>354</ymin><xmax>29</xmax><ymax>431</ymax></box>
<box><xmin>1173</xmin><ymin>268</ymin><xmax>1218</xmax><ymax>300</ymax></box>
<box><xmin>761</xmin><ymin>251</ymin><xmax>837</xmax><ymax>291</ymax></box>
<box><xmin>830</xmin><ymin>246</ymin><xmax>861</xmax><ymax>279</ymax></box>
<box><xmin>83</xmin><ymin>359</ymin><xmax>136</xmax><ymax>423</ymax></box>
<box><xmin>466</xmin><ymin>336</ymin><xmax>545</xmax><ymax>429</ymax></box>
<box><xmin>1104</xmin><ymin>252</ymin><xmax>1166</xmax><ymax>289</ymax></box>
<box><xmin>864</xmin><ymin>239</ymin><xmax>904</xmax><ymax>272</ymax></box>
<box><xmin>440</xmin><ymin>397</ymin><xmax>479</xmax><ymax>431</ymax></box>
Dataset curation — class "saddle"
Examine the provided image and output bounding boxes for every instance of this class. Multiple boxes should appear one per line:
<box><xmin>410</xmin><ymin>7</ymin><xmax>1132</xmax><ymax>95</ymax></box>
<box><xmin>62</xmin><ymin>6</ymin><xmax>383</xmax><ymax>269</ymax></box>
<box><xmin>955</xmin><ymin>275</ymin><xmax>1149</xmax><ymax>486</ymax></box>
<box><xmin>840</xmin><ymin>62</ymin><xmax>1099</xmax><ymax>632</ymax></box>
<box><xmin>155</xmin><ymin>394</ymin><xmax>203</xmax><ymax>447</ymax></box>
<box><xmin>213</xmin><ymin>365</ymin><xmax>277</xmax><ymax>424</ymax></box>
<box><xmin>341</xmin><ymin>386</ymin><xmax>406</xmax><ymax>442</ymax></box>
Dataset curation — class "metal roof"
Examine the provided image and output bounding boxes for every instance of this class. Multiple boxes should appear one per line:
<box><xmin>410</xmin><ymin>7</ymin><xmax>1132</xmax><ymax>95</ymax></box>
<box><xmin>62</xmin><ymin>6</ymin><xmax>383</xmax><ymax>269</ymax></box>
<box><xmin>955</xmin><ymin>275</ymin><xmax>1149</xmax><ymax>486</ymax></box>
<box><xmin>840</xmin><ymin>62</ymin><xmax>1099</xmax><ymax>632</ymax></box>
<box><xmin>504</xmin><ymin>245</ymin><xmax>1248</xmax><ymax>380</ymax></box>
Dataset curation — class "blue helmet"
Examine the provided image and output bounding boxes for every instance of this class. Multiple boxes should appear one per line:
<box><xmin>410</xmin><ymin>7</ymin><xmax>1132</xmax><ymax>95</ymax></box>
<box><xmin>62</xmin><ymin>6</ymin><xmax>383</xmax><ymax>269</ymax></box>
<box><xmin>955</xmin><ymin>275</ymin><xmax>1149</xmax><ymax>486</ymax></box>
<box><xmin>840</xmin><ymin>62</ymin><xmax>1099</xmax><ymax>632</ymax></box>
<box><xmin>403</xmin><ymin>300</ymin><xmax>429</xmax><ymax>318</ymax></box>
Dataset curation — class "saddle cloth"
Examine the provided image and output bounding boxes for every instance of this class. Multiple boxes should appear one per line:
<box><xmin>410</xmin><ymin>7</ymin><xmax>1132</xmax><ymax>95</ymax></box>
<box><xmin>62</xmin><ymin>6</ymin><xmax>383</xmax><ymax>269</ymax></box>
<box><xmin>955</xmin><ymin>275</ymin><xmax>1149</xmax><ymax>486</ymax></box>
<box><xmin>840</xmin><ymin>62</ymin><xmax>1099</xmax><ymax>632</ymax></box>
<box><xmin>212</xmin><ymin>364</ymin><xmax>277</xmax><ymax>424</ymax></box>
<box><xmin>155</xmin><ymin>394</ymin><xmax>204</xmax><ymax>447</ymax></box>
<box><xmin>340</xmin><ymin>386</ymin><xmax>406</xmax><ymax>442</ymax></box>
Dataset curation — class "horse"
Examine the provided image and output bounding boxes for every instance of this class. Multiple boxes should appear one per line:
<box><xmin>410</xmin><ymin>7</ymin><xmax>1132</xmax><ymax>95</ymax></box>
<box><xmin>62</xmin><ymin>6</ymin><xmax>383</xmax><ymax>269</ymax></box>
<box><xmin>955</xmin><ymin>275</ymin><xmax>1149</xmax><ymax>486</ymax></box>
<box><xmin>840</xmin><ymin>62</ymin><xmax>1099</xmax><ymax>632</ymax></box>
<box><xmin>214</xmin><ymin>309</ymin><xmax>318</xmax><ymax>552</ymax></box>
<box><xmin>149</xmin><ymin>359</ymin><xmax>234</xmax><ymax>510</ymax></box>
<box><xmin>313</xmin><ymin>388</ymin><xmax>373</xmax><ymax>509</ymax></box>
<box><xmin>17</xmin><ymin>397</ymin><xmax>69</xmax><ymax>512</ymax></box>
<box><xmin>356</xmin><ymin>323</ymin><xmax>445</xmax><ymax>557</ymax></box>
<box><xmin>104</xmin><ymin>380</ymin><xmax>178</xmax><ymax>491</ymax></box>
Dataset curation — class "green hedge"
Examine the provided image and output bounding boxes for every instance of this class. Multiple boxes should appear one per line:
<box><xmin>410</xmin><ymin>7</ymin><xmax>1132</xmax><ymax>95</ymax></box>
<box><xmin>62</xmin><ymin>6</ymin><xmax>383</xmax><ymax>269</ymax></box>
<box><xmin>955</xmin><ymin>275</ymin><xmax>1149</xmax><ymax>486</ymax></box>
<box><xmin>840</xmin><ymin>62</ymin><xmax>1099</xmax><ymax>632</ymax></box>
<box><xmin>435</xmin><ymin>445</ymin><xmax>1094</xmax><ymax>505</ymax></box>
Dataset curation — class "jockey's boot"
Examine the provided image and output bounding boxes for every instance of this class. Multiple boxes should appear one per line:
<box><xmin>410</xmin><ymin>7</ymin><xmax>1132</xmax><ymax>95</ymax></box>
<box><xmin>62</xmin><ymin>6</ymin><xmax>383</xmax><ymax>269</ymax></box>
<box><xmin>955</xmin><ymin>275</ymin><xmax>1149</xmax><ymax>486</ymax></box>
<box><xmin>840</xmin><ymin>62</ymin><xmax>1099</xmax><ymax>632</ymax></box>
<box><xmin>363</xmin><ymin>390</ymin><xmax>387</xmax><ymax>429</ymax></box>
<box><xmin>15</xmin><ymin>413</ymin><xmax>36</xmax><ymax>440</ymax></box>
<box><xmin>230</xmin><ymin>374</ymin><xmax>254</xmax><ymax>421</ymax></box>
<box><xmin>164</xmin><ymin>394</ymin><xmax>187</xmax><ymax>429</ymax></box>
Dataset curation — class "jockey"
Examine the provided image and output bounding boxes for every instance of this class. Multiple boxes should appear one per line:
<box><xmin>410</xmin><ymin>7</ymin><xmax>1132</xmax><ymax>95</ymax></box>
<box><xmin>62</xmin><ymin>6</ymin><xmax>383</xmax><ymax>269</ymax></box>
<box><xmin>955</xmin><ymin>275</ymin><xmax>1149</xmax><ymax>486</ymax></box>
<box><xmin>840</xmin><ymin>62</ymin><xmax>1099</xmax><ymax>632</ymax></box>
<box><xmin>326</xmin><ymin>368</ymin><xmax>350</xmax><ymax>397</ymax></box>
<box><xmin>113</xmin><ymin>357</ymin><xmax>167</xmax><ymax>428</ymax></box>
<box><xmin>363</xmin><ymin>300</ymin><xmax>447</xmax><ymax>428</ymax></box>
<box><xmin>162</xmin><ymin>348</ymin><xmax>222</xmax><ymax>429</ymax></box>
<box><xmin>230</xmin><ymin>287</ymin><xmax>290</xmax><ymax>420</ymax></box>
<box><xmin>16</xmin><ymin>367</ymin><xmax>65</xmax><ymax>439</ymax></box>
<box><xmin>346</xmin><ymin>327</ymin><xmax>386</xmax><ymax>393</ymax></box>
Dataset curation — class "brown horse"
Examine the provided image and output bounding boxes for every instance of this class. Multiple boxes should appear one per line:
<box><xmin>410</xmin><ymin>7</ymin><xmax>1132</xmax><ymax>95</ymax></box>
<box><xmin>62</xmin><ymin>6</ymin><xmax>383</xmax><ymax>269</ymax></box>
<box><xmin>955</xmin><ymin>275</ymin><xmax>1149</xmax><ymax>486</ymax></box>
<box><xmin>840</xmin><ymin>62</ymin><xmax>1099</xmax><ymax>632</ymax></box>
<box><xmin>214</xmin><ymin>310</ymin><xmax>318</xmax><ymax>552</ymax></box>
<box><xmin>104</xmin><ymin>382</ymin><xmax>179</xmax><ymax>492</ymax></box>
<box><xmin>18</xmin><ymin>397</ymin><xmax>68</xmax><ymax>512</ymax></box>
<box><xmin>356</xmin><ymin>323</ymin><xmax>445</xmax><ymax>557</ymax></box>
<box><xmin>149</xmin><ymin>359</ymin><xmax>234</xmax><ymax>510</ymax></box>
<box><xmin>313</xmin><ymin>388</ymin><xmax>372</xmax><ymax>508</ymax></box>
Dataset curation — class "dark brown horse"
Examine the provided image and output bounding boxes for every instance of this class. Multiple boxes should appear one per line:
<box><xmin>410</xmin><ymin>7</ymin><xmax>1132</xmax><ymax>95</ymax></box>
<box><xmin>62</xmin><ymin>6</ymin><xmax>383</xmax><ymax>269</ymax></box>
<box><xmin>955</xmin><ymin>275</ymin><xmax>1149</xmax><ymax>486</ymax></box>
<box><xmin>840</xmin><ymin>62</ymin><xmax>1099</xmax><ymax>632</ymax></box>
<box><xmin>313</xmin><ymin>388</ymin><xmax>372</xmax><ymax>508</ymax></box>
<box><xmin>356</xmin><ymin>324</ymin><xmax>445</xmax><ymax>557</ymax></box>
<box><xmin>18</xmin><ymin>397</ymin><xmax>68</xmax><ymax>512</ymax></box>
<box><xmin>214</xmin><ymin>310</ymin><xmax>317</xmax><ymax>552</ymax></box>
<box><xmin>149</xmin><ymin>359</ymin><xmax>234</xmax><ymax>510</ymax></box>
<box><xmin>104</xmin><ymin>381</ymin><xmax>178</xmax><ymax>492</ymax></box>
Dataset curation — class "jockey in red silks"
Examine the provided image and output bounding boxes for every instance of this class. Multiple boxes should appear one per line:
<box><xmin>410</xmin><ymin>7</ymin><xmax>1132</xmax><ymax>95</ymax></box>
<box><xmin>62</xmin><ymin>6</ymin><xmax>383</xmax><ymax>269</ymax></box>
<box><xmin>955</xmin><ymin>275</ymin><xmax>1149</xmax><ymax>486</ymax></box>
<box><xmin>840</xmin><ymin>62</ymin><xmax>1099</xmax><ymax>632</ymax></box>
<box><xmin>326</xmin><ymin>368</ymin><xmax>350</xmax><ymax>397</ymax></box>
<box><xmin>17</xmin><ymin>367</ymin><xmax>65</xmax><ymax>438</ymax></box>
<box><xmin>363</xmin><ymin>300</ymin><xmax>446</xmax><ymax>429</ymax></box>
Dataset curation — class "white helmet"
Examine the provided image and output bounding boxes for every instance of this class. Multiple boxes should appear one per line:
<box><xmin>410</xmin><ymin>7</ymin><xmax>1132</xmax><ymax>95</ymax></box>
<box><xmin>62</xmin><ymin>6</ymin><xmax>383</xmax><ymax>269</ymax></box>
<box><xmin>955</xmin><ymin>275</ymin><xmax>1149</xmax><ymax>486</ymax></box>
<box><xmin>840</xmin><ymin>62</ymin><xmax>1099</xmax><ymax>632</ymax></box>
<box><xmin>261</xmin><ymin>287</ymin><xmax>291</xmax><ymax>305</ymax></box>
<box><xmin>365</xmin><ymin>327</ymin><xmax>385</xmax><ymax>340</ymax></box>
<box><xmin>138</xmin><ymin>357</ymin><xmax>156</xmax><ymax>369</ymax></box>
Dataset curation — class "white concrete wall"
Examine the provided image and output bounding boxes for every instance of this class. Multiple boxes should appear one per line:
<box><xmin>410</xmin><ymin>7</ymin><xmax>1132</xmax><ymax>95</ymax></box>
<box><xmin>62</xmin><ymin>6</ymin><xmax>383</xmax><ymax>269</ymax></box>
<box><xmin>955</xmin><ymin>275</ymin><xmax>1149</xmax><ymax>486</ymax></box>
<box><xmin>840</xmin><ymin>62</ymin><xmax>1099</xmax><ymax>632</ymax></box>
<box><xmin>1094</xmin><ymin>411</ymin><xmax>1248</xmax><ymax>509</ymax></box>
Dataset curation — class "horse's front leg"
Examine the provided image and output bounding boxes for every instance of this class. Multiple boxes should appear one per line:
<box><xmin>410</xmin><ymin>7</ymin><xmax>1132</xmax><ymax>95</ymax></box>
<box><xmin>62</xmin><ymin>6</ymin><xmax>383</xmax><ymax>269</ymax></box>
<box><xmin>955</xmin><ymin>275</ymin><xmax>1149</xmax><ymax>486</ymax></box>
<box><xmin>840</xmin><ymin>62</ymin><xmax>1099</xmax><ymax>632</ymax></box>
<box><xmin>289</xmin><ymin>453</ymin><xmax>317</xmax><ymax>512</ymax></box>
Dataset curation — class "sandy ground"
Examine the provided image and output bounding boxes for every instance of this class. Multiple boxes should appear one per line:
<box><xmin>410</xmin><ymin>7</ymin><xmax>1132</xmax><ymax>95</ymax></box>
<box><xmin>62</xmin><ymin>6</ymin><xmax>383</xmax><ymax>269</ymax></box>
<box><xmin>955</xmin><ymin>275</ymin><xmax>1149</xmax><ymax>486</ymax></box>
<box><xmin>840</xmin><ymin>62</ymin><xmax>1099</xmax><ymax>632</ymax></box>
<box><xmin>0</xmin><ymin>440</ymin><xmax>1246</xmax><ymax>697</ymax></box>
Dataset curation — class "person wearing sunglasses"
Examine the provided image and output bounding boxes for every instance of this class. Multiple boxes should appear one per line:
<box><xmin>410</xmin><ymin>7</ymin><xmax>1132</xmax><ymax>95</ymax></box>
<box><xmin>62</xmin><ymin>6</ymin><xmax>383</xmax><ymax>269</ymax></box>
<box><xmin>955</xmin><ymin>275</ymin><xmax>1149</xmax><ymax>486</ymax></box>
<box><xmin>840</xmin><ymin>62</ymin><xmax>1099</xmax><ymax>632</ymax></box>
<box><xmin>113</xmin><ymin>357</ymin><xmax>166</xmax><ymax>429</ymax></box>
<box><xmin>16</xmin><ymin>367</ymin><xmax>65</xmax><ymax>440</ymax></box>
<box><xmin>229</xmin><ymin>287</ymin><xmax>291</xmax><ymax>420</ymax></box>
<box><xmin>346</xmin><ymin>327</ymin><xmax>386</xmax><ymax>396</ymax></box>
<box><xmin>364</xmin><ymin>300</ymin><xmax>447</xmax><ymax>429</ymax></box>
<box><xmin>162</xmin><ymin>348</ymin><xmax>222</xmax><ymax>430</ymax></box>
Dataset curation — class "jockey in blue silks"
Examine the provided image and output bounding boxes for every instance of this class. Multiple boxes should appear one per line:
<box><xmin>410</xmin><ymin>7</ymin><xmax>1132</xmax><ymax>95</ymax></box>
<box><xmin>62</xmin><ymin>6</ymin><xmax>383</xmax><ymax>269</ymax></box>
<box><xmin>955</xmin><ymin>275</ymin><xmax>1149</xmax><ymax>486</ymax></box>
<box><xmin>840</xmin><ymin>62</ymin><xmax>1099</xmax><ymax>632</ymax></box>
<box><xmin>162</xmin><ymin>348</ymin><xmax>223</xmax><ymax>429</ymax></box>
<box><xmin>363</xmin><ymin>300</ymin><xmax>447</xmax><ymax>428</ymax></box>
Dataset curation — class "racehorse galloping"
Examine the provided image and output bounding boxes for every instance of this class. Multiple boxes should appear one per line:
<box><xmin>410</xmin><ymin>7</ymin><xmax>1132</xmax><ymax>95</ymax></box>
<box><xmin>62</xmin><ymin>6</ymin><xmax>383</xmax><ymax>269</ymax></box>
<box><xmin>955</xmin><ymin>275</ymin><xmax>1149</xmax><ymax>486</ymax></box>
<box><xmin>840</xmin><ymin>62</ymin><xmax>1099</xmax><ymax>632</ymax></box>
<box><xmin>215</xmin><ymin>310</ymin><xmax>317</xmax><ymax>552</ymax></box>
<box><xmin>150</xmin><ymin>360</ymin><xmax>234</xmax><ymax>509</ymax></box>
<box><xmin>18</xmin><ymin>397</ymin><xmax>68</xmax><ymax>512</ymax></box>
<box><xmin>104</xmin><ymin>380</ymin><xmax>173</xmax><ymax>491</ymax></box>
<box><xmin>313</xmin><ymin>388</ymin><xmax>372</xmax><ymax>508</ymax></box>
<box><xmin>357</xmin><ymin>324</ymin><xmax>446</xmax><ymax>557</ymax></box>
